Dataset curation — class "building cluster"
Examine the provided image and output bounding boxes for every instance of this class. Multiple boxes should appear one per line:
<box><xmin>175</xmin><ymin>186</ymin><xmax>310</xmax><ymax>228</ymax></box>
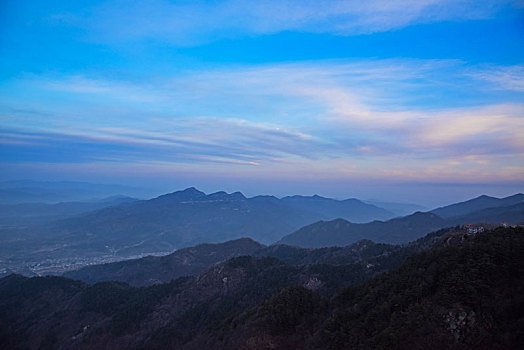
<box><xmin>463</xmin><ymin>223</ymin><xmax>485</xmax><ymax>234</ymax></box>
<box><xmin>462</xmin><ymin>222</ymin><xmax>523</xmax><ymax>234</ymax></box>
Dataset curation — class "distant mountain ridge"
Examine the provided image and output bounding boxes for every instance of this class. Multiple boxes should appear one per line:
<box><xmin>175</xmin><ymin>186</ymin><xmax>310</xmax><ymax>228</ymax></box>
<box><xmin>278</xmin><ymin>193</ymin><xmax>524</xmax><ymax>248</ymax></box>
<box><xmin>0</xmin><ymin>187</ymin><xmax>396</xmax><ymax>274</ymax></box>
<box><xmin>431</xmin><ymin>193</ymin><xmax>524</xmax><ymax>218</ymax></box>
<box><xmin>449</xmin><ymin>202</ymin><xmax>524</xmax><ymax>225</ymax></box>
<box><xmin>363</xmin><ymin>199</ymin><xmax>427</xmax><ymax>216</ymax></box>
<box><xmin>280</xmin><ymin>194</ymin><xmax>394</xmax><ymax>221</ymax></box>
<box><xmin>278</xmin><ymin>211</ymin><xmax>446</xmax><ymax>247</ymax></box>
<box><xmin>3</xmin><ymin>189</ymin><xmax>522</xmax><ymax>276</ymax></box>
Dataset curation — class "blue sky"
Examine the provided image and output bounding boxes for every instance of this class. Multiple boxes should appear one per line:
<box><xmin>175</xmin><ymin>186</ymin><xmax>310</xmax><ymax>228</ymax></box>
<box><xmin>1</xmin><ymin>0</ymin><xmax>523</xmax><ymax>206</ymax></box>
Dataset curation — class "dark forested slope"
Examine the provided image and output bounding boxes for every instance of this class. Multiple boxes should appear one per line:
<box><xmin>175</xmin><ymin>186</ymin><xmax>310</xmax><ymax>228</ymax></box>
<box><xmin>64</xmin><ymin>238</ymin><xmax>265</xmax><ymax>286</ymax></box>
<box><xmin>1</xmin><ymin>227</ymin><xmax>522</xmax><ymax>349</ymax></box>
<box><xmin>64</xmin><ymin>230</ymin><xmax>443</xmax><ymax>286</ymax></box>
<box><xmin>197</xmin><ymin>226</ymin><xmax>524</xmax><ymax>349</ymax></box>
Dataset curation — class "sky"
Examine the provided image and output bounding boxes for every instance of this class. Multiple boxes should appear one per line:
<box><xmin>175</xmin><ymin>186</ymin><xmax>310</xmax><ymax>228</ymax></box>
<box><xmin>1</xmin><ymin>0</ymin><xmax>523</xmax><ymax>206</ymax></box>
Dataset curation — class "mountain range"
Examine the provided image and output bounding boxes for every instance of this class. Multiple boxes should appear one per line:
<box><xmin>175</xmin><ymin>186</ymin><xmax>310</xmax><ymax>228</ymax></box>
<box><xmin>0</xmin><ymin>187</ymin><xmax>396</xmax><ymax>275</ymax></box>
<box><xmin>1</xmin><ymin>190</ymin><xmax>522</xmax><ymax>276</ymax></box>
<box><xmin>1</xmin><ymin>226</ymin><xmax>522</xmax><ymax>349</ymax></box>
<box><xmin>430</xmin><ymin>193</ymin><xmax>524</xmax><ymax>218</ymax></box>
<box><xmin>278</xmin><ymin>194</ymin><xmax>524</xmax><ymax>247</ymax></box>
<box><xmin>63</xmin><ymin>191</ymin><xmax>522</xmax><ymax>287</ymax></box>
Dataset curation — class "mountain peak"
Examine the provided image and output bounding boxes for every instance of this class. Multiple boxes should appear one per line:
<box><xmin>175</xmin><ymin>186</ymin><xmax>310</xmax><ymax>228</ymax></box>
<box><xmin>155</xmin><ymin>187</ymin><xmax>206</xmax><ymax>202</ymax></box>
<box><xmin>505</xmin><ymin>193</ymin><xmax>524</xmax><ymax>200</ymax></box>
<box><xmin>176</xmin><ymin>187</ymin><xmax>206</xmax><ymax>198</ymax></box>
<box><xmin>475</xmin><ymin>194</ymin><xmax>493</xmax><ymax>200</ymax></box>
<box><xmin>230</xmin><ymin>191</ymin><xmax>247</xmax><ymax>200</ymax></box>
<box><xmin>208</xmin><ymin>191</ymin><xmax>246</xmax><ymax>200</ymax></box>
<box><xmin>282</xmin><ymin>194</ymin><xmax>328</xmax><ymax>200</ymax></box>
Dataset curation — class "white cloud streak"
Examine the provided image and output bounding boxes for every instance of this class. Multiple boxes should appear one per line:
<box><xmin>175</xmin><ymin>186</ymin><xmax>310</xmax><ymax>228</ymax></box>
<box><xmin>3</xmin><ymin>59</ymin><xmax>524</xmax><ymax>181</ymax></box>
<box><xmin>51</xmin><ymin>0</ymin><xmax>518</xmax><ymax>45</ymax></box>
<box><xmin>467</xmin><ymin>65</ymin><xmax>524</xmax><ymax>92</ymax></box>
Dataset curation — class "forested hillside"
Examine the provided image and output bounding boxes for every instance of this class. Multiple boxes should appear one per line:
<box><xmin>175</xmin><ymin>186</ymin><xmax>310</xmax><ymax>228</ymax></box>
<box><xmin>1</xmin><ymin>227</ymin><xmax>522</xmax><ymax>349</ymax></box>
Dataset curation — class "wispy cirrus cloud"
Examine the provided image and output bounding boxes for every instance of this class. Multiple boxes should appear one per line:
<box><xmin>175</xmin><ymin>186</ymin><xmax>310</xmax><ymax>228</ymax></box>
<box><xmin>49</xmin><ymin>0</ymin><xmax>520</xmax><ymax>46</ymax></box>
<box><xmin>1</xmin><ymin>59</ymin><xmax>523</xmax><ymax>183</ymax></box>
<box><xmin>467</xmin><ymin>65</ymin><xmax>524</xmax><ymax>92</ymax></box>
<box><xmin>0</xmin><ymin>116</ymin><xmax>326</xmax><ymax>167</ymax></box>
